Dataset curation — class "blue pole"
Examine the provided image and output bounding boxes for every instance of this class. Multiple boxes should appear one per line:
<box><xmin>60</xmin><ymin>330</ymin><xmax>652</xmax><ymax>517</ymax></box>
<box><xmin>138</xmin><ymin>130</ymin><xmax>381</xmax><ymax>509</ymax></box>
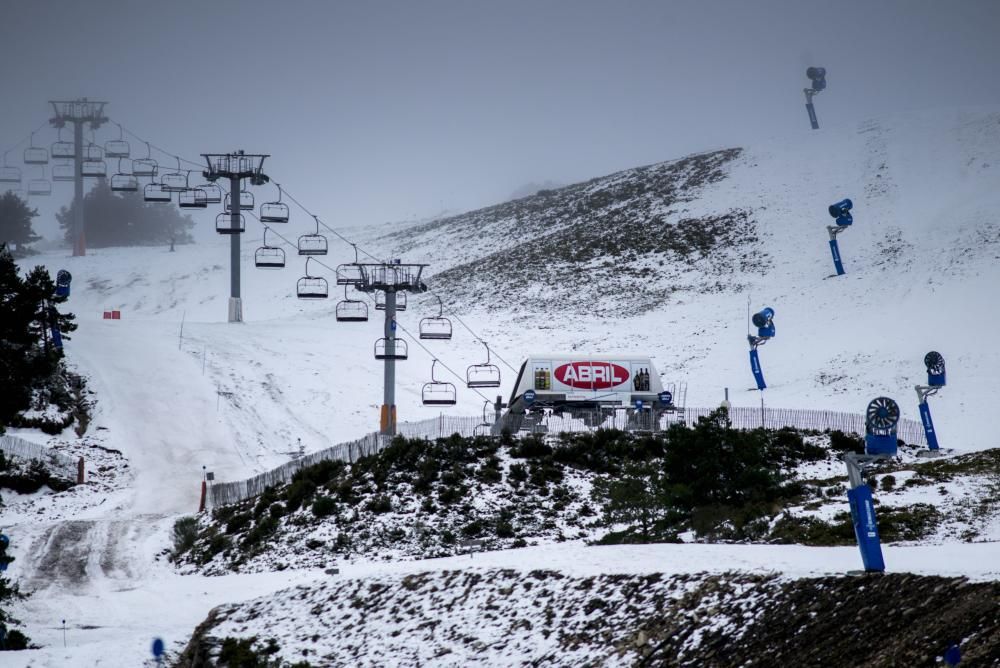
<box><xmin>829</xmin><ymin>238</ymin><xmax>845</xmax><ymax>275</ymax></box>
<box><xmin>918</xmin><ymin>401</ymin><xmax>940</xmax><ymax>450</ymax></box>
<box><xmin>847</xmin><ymin>484</ymin><xmax>885</xmax><ymax>572</ymax></box>
<box><xmin>749</xmin><ymin>348</ymin><xmax>766</xmax><ymax>390</ymax></box>
<box><xmin>806</xmin><ymin>102</ymin><xmax>819</xmax><ymax>130</ymax></box>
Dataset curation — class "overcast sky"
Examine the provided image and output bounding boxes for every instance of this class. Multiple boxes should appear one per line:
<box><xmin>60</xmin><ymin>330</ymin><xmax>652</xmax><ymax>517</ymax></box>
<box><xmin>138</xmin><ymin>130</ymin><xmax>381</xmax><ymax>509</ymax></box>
<box><xmin>2</xmin><ymin>0</ymin><xmax>998</xmax><ymax>240</ymax></box>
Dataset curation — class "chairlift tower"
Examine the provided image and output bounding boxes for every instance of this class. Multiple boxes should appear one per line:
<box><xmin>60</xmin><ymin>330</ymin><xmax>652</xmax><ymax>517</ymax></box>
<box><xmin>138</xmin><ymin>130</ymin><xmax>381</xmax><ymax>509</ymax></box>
<box><xmin>201</xmin><ymin>151</ymin><xmax>270</xmax><ymax>322</ymax></box>
<box><xmin>353</xmin><ymin>261</ymin><xmax>428</xmax><ymax>435</ymax></box>
<box><xmin>48</xmin><ymin>99</ymin><xmax>109</xmax><ymax>257</ymax></box>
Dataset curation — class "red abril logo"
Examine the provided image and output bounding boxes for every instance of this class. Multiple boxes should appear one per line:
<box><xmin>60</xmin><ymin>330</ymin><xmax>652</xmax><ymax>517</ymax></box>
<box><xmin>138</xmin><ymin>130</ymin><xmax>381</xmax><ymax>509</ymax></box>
<box><xmin>554</xmin><ymin>362</ymin><xmax>630</xmax><ymax>390</ymax></box>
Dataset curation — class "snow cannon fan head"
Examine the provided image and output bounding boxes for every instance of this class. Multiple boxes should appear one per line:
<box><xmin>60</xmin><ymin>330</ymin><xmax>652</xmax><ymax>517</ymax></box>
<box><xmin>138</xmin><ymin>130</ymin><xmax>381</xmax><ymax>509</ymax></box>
<box><xmin>806</xmin><ymin>67</ymin><xmax>827</xmax><ymax>92</ymax></box>
<box><xmin>751</xmin><ymin>307</ymin><xmax>775</xmax><ymax>338</ymax></box>
<box><xmin>924</xmin><ymin>351</ymin><xmax>946</xmax><ymax>387</ymax></box>
<box><xmin>828</xmin><ymin>198</ymin><xmax>853</xmax><ymax>226</ymax></box>
<box><xmin>864</xmin><ymin>396</ymin><xmax>900</xmax><ymax>456</ymax></box>
<box><xmin>55</xmin><ymin>269</ymin><xmax>72</xmax><ymax>298</ymax></box>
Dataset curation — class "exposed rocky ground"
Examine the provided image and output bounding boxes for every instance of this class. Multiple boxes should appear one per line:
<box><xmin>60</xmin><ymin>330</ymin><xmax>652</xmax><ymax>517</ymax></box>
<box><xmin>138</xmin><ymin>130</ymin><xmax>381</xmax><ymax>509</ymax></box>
<box><xmin>377</xmin><ymin>148</ymin><xmax>764</xmax><ymax>316</ymax></box>
<box><xmin>174</xmin><ymin>569</ymin><xmax>1000</xmax><ymax>667</ymax></box>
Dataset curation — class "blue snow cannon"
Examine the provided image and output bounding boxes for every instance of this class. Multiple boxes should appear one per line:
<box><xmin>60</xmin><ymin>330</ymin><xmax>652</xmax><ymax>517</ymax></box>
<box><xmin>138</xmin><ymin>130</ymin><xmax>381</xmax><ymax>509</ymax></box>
<box><xmin>828</xmin><ymin>199</ymin><xmax>853</xmax><ymax>226</ymax></box>
<box><xmin>807</xmin><ymin>67</ymin><xmax>827</xmax><ymax>92</ymax></box>
<box><xmin>751</xmin><ymin>307</ymin><xmax>775</xmax><ymax>338</ymax></box>
<box><xmin>865</xmin><ymin>397</ymin><xmax>899</xmax><ymax>456</ymax></box>
<box><xmin>0</xmin><ymin>532</ymin><xmax>9</xmax><ymax>572</ymax></box>
<box><xmin>55</xmin><ymin>269</ymin><xmax>72</xmax><ymax>298</ymax></box>
<box><xmin>925</xmin><ymin>351</ymin><xmax>946</xmax><ymax>387</ymax></box>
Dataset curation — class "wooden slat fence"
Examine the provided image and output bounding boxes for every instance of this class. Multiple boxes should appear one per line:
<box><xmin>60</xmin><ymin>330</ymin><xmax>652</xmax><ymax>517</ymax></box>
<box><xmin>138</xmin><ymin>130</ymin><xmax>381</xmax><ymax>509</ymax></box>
<box><xmin>0</xmin><ymin>434</ymin><xmax>79</xmax><ymax>480</ymax></box>
<box><xmin>207</xmin><ymin>406</ymin><xmax>928</xmax><ymax>508</ymax></box>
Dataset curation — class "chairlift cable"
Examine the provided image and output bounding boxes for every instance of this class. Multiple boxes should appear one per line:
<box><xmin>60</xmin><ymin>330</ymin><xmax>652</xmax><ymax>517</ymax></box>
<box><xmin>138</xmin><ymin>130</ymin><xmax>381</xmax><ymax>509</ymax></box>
<box><xmin>243</xmin><ymin>209</ymin><xmax>492</xmax><ymax>403</ymax></box>
<box><xmin>109</xmin><ymin>121</ymin><xmax>205</xmax><ymax>171</ymax></box>
<box><xmin>1</xmin><ymin>120</ymin><xmax>51</xmax><ymax>155</ymax></box>
<box><xmin>269</xmin><ymin>177</ymin><xmax>521</xmax><ymax>374</ymax></box>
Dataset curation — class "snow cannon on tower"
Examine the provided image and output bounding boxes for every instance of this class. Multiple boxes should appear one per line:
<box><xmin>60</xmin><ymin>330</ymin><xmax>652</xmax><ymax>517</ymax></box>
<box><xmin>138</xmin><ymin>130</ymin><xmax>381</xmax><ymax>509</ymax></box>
<box><xmin>747</xmin><ymin>307</ymin><xmax>775</xmax><ymax>391</ymax></box>
<box><xmin>804</xmin><ymin>66</ymin><xmax>827</xmax><ymax>129</ymax></box>
<box><xmin>825</xmin><ymin>198</ymin><xmax>853</xmax><ymax>276</ymax></box>
<box><xmin>915</xmin><ymin>351</ymin><xmax>947</xmax><ymax>452</ymax></box>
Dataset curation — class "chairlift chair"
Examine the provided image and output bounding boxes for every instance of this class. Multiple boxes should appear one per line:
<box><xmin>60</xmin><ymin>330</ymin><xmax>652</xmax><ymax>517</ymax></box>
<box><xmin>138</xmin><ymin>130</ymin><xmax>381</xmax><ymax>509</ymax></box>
<box><xmin>260</xmin><ymin>201</ymin><xmax>289</xmax><ymax>223</ymax></box>
<box><xmin>144</xmin><ymin>183</ymin><xmax>172</xmax><ymax>203</ymax></box>
<box><xmin>24</xmin><ymin>147</ymin><xmax>49</xmax><ymax>165</ymax></box>
<box><xmin>374</xmin><ymin>337</ymin><xmax>408</xmax><ymax>360</ymax></box>
<box><xmin>419</xmin><ymin>294</ymin><xmax>453</xmax><ymax>340</ymax></box>
<box><xmin>215</xmin><ymin>212</ymin><xmax>245</xmax><ymax>234</ymax></box>
<box><xmin>466</xmin><ymin>342</ymin><xmax>501</xmax><ymax>388</ymax></box>
<box><xmin>178</xmin><ymin>188</ymin><xmax>208</xmax><ymax>208</ymax></box>
<box><xmin>51</xmin><ymin>141</ymin><xmax>75</xmax><ymax>160</ymax></box>
<box><xmin>336</xmin><ymin>245</ymin><xmax>364</xmax><ymax>285</ymax></box>
<box><xmin>132</xmin><ymin>143</ymin><xmax>158</xmax><ymax>177</ymax></box>
<box><xmin>0</xmin><ymin>167</ymin><xmax>21</xmax><ymax>184</ymax></box>
<box><xmin>24</xmin><ymin>135</ymin><xmax>48</xmax><ymax>165</ymax></box>
<box><xmin>375</xmin><ymin>290</ymin><xmax>407</xmax><ymax>311</ymax></box>
<box><xmin>335</xmin><ymin>285</ymin><xmax>369</xmax><ymax>322</ymax></box>
<box><xmin>259</xmin><ymin>183</ymin><xmax>289</xmax><ymax>223</ymax></box>
<box><xmin>298</xmin><ymin>215</ymin><xmax>328</xmax><ymax>255</ymax></box>
<box><xmin>336</xmin><ymin>263</ymin><xmax>363</xmax><ymax>285</ymax></box>
<box><xmin>195</xmin><ymin>182</ymin><xmax>222</xmax><ymax>204</ymax></box>
<box><xmin>160</xmin><ymin>172</ymin><xmax>188</xmax><ymax>192</ymax></box>
<box><xmin>0</xmin><ymin>153</ymin><xmax>21</xmax><ymax>184</ymax></box>
<box><xmin>224</xmin><ymin>190</ymin><xmax>254</xmax><ymax>212</ymax></box>
<box><xmin>422</xmin><ymin>360</ymin><xmax>457</xmax><ymax>406</ymax></box>
<box><xmin>296</xmin><ymin>258</ymin><xmax>328</xmax><ymax>299</ymax></box>
<box><xmin>83</xmin><ymin>144</ymin><xmax>103</xmax><ymax>161</ymax></box>
<box><xmin>110</xmin><ymin>173</ymin><xmax>139</xmax><ymax>192</ymax></box>
<box><xmin>52</xmin><ymin>162</ymin><xmax>74</xmax><ymax>182</ymax></box>
<box><xmin>104</xmin><ymin>140</ymin><xmax>130</xmax><ymax>158</ymax></box>
<box><xmin>132</xmin><ymin>159</ymin><xmax>158</xmax><ymax>178</ymax></box>
<box><xmin>81</xmin><ymin>160</ymin><xmax>107</xmax><ymax>178</ymax></box>
<box><xmin>160</xmin><ymin>159</ymin><xmax>188</xmax><ymax>192</ymax></box>
<box><xmin>105</xmin><ymin>125</ymin><xmax>130</xmax><ymax>158</ymax></box>
<box><xmin>254</xmin><ymin>228</ymin><xmax>285</xmax><ymax>269</ymax></box>
<box><xmin>297</xmin><ymin>234</ymin><xmax>328</xmax><ymax>255</ymax></box>
<box><xmin>27</xmin><ymin>179</ymin><xmax>52</xmax><ymax>196</ymax></box>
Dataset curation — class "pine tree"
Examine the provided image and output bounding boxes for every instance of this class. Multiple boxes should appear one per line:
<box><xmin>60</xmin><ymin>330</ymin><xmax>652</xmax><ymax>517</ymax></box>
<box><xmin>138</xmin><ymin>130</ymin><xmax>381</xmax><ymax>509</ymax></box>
<box><xmin>56</xmin><ymin>181</ymin><xmax>195</xmax><ymax>247</ymax></box>
<box><xmin>22</xmin><ymin>266</ymin><xmax>77</xmax><ymax>359</ymax></box>
<box><xmin>0</xmin><ymin>246</ymin><xmax>77</xmax><ymax>425</ymax></box>
<box><xmin>0</xmin><ymin>192</ymin><xmax>41</xmax><ymax>253</ymax></box>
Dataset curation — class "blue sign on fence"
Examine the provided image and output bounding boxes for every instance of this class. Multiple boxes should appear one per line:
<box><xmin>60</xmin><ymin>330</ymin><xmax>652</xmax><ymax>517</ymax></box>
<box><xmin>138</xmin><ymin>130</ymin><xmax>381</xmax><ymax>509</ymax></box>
<box><xmin>524</xmin><ymin>389</ymin><xmax>536</xmax><ymax>405</ymax></box>
<box><xmin>659</xmin><ymin>391</ymin><xmax>673</xmax><ymax>406</ymax></box>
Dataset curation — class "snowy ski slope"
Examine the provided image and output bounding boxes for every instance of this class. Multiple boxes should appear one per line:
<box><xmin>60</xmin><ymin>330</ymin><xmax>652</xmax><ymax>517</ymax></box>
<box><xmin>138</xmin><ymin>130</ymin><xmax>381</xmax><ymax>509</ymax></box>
<box><xmin>4</xmin><ymin>105</ymin><xmax>1000</xmax><ymax>665</ymax></box>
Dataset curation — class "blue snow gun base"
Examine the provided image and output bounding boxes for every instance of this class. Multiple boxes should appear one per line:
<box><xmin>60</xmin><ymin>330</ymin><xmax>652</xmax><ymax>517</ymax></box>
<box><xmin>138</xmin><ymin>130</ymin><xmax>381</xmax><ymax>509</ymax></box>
<box><xmin>749</xmin><ymin>347</ymin><xmax>766</xmax><ymax>390</ymax></box>
<box><xmin>848</xmin><ymin>483</ymin><xmax>886</xmax><ymax>572</ymax></box>
<box><xmin>828</xmin><ymin>238</ymin><xmax>845</xmax><ymax>275</ymax></box>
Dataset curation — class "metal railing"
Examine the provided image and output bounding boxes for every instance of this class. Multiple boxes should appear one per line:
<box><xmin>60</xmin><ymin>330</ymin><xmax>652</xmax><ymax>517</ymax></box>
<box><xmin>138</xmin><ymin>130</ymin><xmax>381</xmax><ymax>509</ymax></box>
<box><xmin>206</xmin><ymin>406</ymin><xmax>928</xmax><ymax>508</ymax></box>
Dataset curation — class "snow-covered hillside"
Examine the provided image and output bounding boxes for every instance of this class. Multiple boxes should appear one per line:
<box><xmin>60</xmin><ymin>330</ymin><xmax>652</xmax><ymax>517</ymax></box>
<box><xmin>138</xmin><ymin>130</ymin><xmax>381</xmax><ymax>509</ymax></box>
<box><xmin>17</xmin><ymin>107</ymin><xmax>1000</xmax><ymax>456</ymax></box>
<box><xmin>4</xmin><ymin>106</ymin><xmax>1000</xmax><ymax>666</ymax></box>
